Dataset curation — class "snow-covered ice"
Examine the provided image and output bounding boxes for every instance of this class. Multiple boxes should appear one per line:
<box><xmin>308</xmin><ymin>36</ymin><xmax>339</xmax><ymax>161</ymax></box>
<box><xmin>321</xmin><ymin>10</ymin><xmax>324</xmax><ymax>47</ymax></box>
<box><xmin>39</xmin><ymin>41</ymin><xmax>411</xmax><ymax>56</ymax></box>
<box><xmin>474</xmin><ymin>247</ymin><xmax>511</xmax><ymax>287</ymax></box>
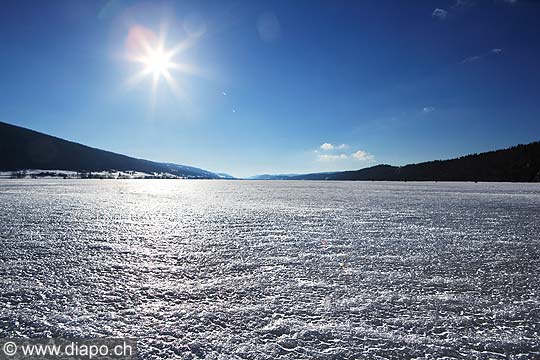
<box><xmin>0</xmin><ymin>180</ymin><xmax>539</xmax><ymax>359</ymax></box>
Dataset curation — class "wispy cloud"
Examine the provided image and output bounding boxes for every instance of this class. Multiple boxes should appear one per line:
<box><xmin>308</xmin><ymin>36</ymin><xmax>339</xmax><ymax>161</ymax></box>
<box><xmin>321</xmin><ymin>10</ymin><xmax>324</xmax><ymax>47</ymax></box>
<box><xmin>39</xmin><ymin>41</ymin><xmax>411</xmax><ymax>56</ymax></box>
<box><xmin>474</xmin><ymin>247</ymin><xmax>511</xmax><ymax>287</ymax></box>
<box><xmin>432</xmin><ymin>8</ymin><xmax>448</xmax><ymax>20</ymax></box>
<box><xmin>456</xmin><ymin>0</ymin><xmax>517</xmax><ymax>7</ymax></box>
<box><xmin>454</xmin><ymin>0</ymin><xmax>476</xmax><ymax>9</ymax></box>
<box><xmin>317</xmin><ymin>154</ymin><xmax>348</xmax><ymax>162</ymax></box>
<box><xmin>257</xmin><ymin>12</ymin><xmax>281</xmax><ymax>42</ymax></box>
<box><xmin>423</xmin><ymin>106</ymin><xmax>436</xmax><ymax>113</ymax></box>
<box><xmin>352</xmin><ymin>150</ymin><xmax>375</xmax><ymax>161</ymax></box>
<box><xmin>462</xmin><ymin>48</ymin><xmax>503</xmax><ymax>64</ymax></box>
<box><xmin>433</xmin><ymin>1</ymin><xmax>514</xmax><ymax>21</ymax></box>
<box><xmin>432</xmin><ymin>1</ymin><xmax>472</xmax><ymax>21</ymax></box>
<box><xmin>462</xmin><ymin>55</ymin><xmax>482</xmax><ymax>63</ymax></box>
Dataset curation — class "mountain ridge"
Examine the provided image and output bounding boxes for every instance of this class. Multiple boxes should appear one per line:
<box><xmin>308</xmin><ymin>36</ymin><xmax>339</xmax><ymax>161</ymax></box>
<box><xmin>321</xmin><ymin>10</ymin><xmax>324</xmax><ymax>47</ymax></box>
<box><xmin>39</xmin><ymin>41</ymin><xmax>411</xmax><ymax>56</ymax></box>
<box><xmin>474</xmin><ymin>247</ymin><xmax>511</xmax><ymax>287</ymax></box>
<box><xmin>2</xmin><ymin>121</ymin><xmax>539</xmax><ymax>182</ymax></box>
<box><xmin>253</xmin><ymin>142</ymin><xmax>540</xmax><ymax>182</ymax></box>
<box><xmin>0</xmin><ymin>121</ymin><xmax>223</xmax><ymax>179</ymax></box>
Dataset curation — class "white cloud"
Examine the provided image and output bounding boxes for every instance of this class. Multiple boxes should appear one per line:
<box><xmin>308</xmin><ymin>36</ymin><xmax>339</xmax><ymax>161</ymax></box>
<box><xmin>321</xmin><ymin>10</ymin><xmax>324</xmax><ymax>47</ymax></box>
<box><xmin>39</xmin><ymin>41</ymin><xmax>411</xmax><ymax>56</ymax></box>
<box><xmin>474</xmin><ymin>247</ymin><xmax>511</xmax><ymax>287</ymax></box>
<box><xmin>462</xmin><ymin>48</ymin><xmax>503</xmax><ymax>64</ymax></box>
<box><xmin>352</xmin><ymin>150</ymin><xmax>374</xmax><ymax>161</ymax></box>
<box><xmin>316</xmin><ymin>143</ymin><xmax>374</xmax><ymax>162</ymax></box>
<box><xmin>320</xmin><ymin>143</ymin><xmax>349</xmax><ymax>151</ymax></box>
<box><xmin>462</xmin><ymin>55</ymin><xmax>481</xmax><ymax>63</ymax></box>
<box><xmin>320</xmin><ymin>143</ymin><xmax>334</xmax><ymax>151</ymax></box>
<box><xmin>432</xmin><ymin>8</ymin><xmax>448</xmax><ymax>20</ymax></box>
<box><xmin>317</xmin><ymin>154</ymin><xmax>348</xmax><ymax>162</ymax></box>
<box><xmin>423</xmin><ymin>106</ymin><xmax>436</xmax><ymax>113</ymax></box>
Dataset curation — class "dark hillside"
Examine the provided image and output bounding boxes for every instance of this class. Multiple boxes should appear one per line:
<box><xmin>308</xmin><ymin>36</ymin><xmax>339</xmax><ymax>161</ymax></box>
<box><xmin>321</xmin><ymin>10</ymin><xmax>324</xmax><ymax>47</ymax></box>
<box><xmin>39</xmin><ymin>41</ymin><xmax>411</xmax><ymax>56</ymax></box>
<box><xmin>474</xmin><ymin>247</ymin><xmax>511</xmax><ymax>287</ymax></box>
<box><xmin>0</xmin><ymin>121</ymin><xmax>219</xmax><ymax>178</ymax></box>
<box><xmin>287</xmin><ymin>142</ymin><xmax>540</xmax><ymax>182</ymax></box>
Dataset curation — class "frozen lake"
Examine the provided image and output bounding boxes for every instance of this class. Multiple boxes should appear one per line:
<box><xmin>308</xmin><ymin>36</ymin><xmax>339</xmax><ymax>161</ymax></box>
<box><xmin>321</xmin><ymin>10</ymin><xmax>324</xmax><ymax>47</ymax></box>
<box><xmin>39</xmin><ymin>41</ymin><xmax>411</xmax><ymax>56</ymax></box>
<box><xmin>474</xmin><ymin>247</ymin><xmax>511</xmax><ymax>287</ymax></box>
<box><xmin>0</xmin><ymin>180</ymin><xmax>539</xmax><ymax>359</ymax></box>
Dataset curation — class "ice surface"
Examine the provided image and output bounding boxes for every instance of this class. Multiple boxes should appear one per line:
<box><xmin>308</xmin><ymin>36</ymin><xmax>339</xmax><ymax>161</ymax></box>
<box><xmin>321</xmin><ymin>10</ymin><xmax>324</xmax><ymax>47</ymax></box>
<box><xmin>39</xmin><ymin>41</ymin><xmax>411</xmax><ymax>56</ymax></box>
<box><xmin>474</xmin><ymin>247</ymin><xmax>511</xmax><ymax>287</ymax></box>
<box><xmin>0</xmin><ymin>180</ymin><xmax>539</xmax><ymax>359</ymax></box>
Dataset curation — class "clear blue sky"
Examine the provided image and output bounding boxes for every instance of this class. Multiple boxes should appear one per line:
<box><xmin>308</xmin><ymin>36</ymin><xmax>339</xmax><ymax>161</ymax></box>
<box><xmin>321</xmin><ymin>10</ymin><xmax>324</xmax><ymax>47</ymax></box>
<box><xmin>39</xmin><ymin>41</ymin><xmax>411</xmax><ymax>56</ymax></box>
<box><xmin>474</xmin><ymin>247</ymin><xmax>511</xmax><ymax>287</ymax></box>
<box><xmin>1</xmin><ymin>0</ymin><xmax>539</xmax><ymax>177</ymax></box>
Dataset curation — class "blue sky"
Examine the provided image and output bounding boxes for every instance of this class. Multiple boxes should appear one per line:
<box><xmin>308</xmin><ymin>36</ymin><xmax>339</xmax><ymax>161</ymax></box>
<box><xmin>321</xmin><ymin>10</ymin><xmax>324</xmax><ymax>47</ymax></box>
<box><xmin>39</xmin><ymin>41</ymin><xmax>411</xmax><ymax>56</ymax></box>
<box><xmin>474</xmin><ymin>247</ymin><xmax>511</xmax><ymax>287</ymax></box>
<box><xmin>1</xmin><ymin>0</ymin><xmax>539</xmax><ymax>177</ymax></box>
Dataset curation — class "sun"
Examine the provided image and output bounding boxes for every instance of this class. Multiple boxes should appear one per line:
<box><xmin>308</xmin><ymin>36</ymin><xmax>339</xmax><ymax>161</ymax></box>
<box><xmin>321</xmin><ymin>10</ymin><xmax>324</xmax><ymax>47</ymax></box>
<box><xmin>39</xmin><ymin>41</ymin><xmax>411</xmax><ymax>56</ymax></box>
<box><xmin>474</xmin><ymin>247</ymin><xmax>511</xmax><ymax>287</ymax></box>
<box><xmin>141</xmin><ymin>47</ymin><xmax>174</xmax><ymax>80</ymax></box>
<box><xmin>130</xmin><ymin>40</ymin><xmax>179</xmax><ymax>92</ymax></box>
<box><xmin>125</xmin><ymin>25</ymin><xmax>198</xmax><ymax>104</ymax></box>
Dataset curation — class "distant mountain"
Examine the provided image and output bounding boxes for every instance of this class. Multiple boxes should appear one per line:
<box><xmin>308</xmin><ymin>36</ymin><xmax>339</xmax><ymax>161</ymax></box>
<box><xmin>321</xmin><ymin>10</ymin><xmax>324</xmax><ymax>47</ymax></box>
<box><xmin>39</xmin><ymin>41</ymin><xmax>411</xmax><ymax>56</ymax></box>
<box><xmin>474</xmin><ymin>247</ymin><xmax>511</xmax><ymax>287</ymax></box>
<box><xmin>246</xmin><ymin>174</ymin><xmax>301</xmax><ymax>180</ymax></box>
<box><xmin>257</xmin><ymin>142</ymin><xmax>540</xmax><ymax>182</ymax></box>
<box><xmin>216</xmin><ymin>173</ymin><xmax>236</xmax><ymax>179</ymax></box>
<box><xmin>160</xmin><ymin>163</ymin><xmax>221</xmax><ymax>179</ymax></box>
<box><xmin>3</xmin><ymin>120</ymin><xmax>538</xmax><ymax>182</ymax></box>
<box><xmin>0</xmin><ymin>121</ymin><xmax>223</xmax><ymax>179</ymax></box>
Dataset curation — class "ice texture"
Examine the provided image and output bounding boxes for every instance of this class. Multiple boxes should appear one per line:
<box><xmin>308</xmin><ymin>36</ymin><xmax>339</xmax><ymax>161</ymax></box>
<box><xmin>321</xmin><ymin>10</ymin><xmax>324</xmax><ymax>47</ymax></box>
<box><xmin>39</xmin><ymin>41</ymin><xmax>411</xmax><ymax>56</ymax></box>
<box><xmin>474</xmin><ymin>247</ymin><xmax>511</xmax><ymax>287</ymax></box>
<box><xmin>0</xmin><ymin>180</ymin><xmax>539</xmax><ymax>359</ymax></box>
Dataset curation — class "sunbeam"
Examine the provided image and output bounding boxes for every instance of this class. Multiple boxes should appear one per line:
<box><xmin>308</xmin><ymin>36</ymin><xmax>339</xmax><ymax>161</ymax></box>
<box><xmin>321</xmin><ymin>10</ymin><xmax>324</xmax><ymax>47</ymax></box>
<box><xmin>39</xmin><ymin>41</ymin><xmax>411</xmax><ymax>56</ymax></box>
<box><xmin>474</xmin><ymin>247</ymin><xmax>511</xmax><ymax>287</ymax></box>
<box><xmin>125</xmin><ymin>24</ymin><xmax>196</xmax><ymax>104</ymax></box>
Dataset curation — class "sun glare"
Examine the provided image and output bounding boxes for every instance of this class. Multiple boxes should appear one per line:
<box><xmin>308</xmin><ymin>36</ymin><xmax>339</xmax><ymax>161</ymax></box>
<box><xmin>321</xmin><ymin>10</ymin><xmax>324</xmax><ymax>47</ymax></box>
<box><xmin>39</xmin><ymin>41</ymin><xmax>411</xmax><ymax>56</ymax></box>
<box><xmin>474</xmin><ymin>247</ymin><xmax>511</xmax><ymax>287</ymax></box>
<box><xmin>125</xmin><ymin>25</ymin><xmax>198</xmax><ymax>105</ymax></box>
<box><xmin>142</xmin><ymin>47</ymin><xmax>174</xmax><ymax>79</ymax></box>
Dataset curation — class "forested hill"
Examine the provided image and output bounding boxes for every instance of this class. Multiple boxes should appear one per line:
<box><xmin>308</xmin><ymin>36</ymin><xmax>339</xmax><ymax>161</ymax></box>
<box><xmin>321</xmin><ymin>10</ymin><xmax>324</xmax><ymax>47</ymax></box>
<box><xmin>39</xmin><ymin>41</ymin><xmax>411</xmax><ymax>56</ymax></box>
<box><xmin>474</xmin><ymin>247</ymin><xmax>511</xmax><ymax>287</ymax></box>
<box><xmin>288</xmin><ymin>142</ymin><xmax>540</xmax><ymax>182</ymax></box>
<box><xmin>0</xmin><ymin>121</ymin><xmax>221</xmax><ymax>178</ymax></box>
